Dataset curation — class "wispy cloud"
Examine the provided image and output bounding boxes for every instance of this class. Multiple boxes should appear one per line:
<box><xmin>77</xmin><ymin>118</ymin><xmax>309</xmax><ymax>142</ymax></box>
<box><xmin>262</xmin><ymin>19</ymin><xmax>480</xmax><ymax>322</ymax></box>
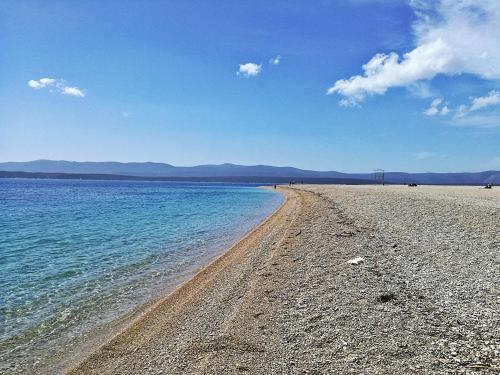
<box><xmin>27</xmin><ymin>77</ymin><xmax>86</xmax><ymax>97</ymax></box>
<box><xmin>420</xmin><ymin>91</ymin><xmax>500</xmax><ymax>127</ymax></box>
<box><xmin>423</xmin><ymin>98</ymin><xmax>443</xmax><ymax>116</ymax></box>
<box><xmin>423</xmin><ymin>98</ymin><xmax>450</xmax><ymax>116</ymax></box>
<box><xmin>451</xmin><ymin>114</ymin><xmax>500</xmax><ymax>128</ymax></box>
<box><xmin>414</xmin><ymin>151</ymin><xmax>435</xmax><ymax>160</ymax></box>
<box><xmin>454</xmin><ymin>92</ymin><xmax>500</xmax><ymax>118</ymax></box>
<box><xmin>269</xmin><ymin>55</ymin><xmax>281</xmax><ymax>65</ymax></box>
<box><xmin>469</xmin><ymin>90</ymin><xmax>500</xmax><ymax>112</ymax></box>
<box><xmin>237</xmin><ymin>63</ymin><xmax>262</xmax><ymax>77</ymax></box>
<box><xmin>121</xmin><ymin>111</ymin><xmax>131</xmax><ymax>118</ymax></box>
<box><xmin>339</xmin><ymin>98</ymin><xmax>360</xmax><ymax>108</ymax></box>
<box><xmin>442</xmin><ymin>91</ymin><xmax>500</xmax><ymax>127</ymax></box>
<box><xmin>327</xmin><ymin>0</ymin><xmax>500</xmax><ymax>106</ymax></box>
<box><xmin>407</xmin><ymin>81</ymin><xmax>435</xmax><ymax>99</ymax></box>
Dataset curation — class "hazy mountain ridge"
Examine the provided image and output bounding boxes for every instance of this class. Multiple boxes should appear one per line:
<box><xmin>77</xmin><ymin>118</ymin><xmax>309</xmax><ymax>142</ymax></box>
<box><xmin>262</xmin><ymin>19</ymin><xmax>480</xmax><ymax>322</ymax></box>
<box><xmin>0</xmin><ymin>160</ymin><xmax>499</xmax><ymax>184</ymax></box>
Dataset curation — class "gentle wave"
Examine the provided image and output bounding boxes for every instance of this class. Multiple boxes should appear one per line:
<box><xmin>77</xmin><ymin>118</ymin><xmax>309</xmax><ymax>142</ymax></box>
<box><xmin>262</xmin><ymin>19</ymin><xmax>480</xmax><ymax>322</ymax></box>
<box><xmin>0</xmin><ymin>179</ymin><xmax>282</xmax><ymax>374</ymax></box>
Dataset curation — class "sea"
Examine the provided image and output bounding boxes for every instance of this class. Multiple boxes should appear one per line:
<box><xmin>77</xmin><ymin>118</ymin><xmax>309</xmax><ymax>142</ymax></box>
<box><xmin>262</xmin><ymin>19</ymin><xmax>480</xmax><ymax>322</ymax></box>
<box><xmin>0</xmin><ymin>178</ymin><xmax>283</xmax><ymax>374</ymax></box>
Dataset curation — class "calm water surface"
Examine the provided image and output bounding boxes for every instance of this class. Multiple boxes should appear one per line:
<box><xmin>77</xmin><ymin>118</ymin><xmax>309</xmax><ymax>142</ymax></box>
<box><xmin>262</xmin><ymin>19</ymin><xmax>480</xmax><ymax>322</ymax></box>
<box><xmin>0</xmin><ymin>179</ymin><xmax>282</xmax><ymax>373</ymax></box>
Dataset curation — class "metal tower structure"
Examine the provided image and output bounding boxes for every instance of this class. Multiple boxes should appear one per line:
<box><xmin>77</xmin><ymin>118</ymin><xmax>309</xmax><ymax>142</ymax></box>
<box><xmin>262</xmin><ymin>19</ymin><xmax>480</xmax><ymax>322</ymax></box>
<box><xmin>374</xmin><ymin>169</ymin><xmax>385</xmax><ymax>186</ymax></box>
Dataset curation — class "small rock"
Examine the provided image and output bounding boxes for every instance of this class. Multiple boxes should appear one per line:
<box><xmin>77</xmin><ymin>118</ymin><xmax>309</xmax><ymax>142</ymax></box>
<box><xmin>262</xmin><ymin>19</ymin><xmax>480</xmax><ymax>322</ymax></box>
<box><xmin>347</xmin><ymin>257</ymin><xmax>364</xmax><ymax>265</ymax></box>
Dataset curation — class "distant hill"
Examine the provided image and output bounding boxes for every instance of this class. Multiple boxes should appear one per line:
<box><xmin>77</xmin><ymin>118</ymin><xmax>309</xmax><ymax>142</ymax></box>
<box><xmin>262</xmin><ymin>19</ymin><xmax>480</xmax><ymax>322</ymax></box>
<box><xmin>0</xmin><ymin>160</ymin><xmax>499</xmax><ymax>185</ymax></box>
<box><xmin>0</xmin><ymin>171</ymin><xmax>373</xmax><ymax>184</ymax></box>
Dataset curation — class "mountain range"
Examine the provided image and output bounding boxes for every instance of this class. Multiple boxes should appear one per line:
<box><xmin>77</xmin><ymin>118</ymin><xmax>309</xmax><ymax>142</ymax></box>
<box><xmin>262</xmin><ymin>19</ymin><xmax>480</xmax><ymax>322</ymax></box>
<box><xmin>0</xmin><ymin>160</ymin><xmax>499</xmax><ymax>185</ymax></box>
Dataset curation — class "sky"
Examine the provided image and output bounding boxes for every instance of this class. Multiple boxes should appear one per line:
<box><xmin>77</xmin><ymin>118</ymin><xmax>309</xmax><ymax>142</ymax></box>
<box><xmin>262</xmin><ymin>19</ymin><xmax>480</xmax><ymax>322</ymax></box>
<box><xmin>1</xmin><ymin>0</ymin><xmax>499</xmax><ymax>172</ymax></box>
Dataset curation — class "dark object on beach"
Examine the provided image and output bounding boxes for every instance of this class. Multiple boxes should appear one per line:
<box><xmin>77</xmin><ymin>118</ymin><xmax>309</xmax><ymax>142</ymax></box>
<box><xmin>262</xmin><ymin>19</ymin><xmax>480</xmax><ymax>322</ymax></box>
<box><xmin>273</xmin><ymin>184</ymin><xmax>276</xmax><ymax>189</ymax></box>
<box><xmin>408</xmin><ymin>183</ymin><xmax>418</xmax><ymax>187</ymax></box>
<box><xmin>484</xmin><ymin>183</ymin><xmax>492</xmax><ymax>189</ymax></box>
<box><xmin>378</xmin><ymin>292</ymin><xmax>397</xmax><ymax>303</ymax></box>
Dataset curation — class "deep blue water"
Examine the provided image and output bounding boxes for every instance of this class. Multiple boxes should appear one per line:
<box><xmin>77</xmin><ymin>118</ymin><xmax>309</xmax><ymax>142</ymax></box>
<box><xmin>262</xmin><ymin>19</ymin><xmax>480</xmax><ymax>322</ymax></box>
<box><xmin>0</xmin><ymin>179</ymin><xmax>282</xmax><ymax>373</ymax></box>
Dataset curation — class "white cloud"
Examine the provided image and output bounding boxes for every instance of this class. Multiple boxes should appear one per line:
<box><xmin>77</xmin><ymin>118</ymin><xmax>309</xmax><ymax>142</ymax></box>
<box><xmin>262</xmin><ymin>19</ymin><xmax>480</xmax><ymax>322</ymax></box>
<box><xmin>61</xmin><ymin>86</ymin><xmax>85</xmax><ymax>97</ymax></box>
<box><xmin>121</xmin><ymin>111</ymin><xmax>131</xmax><ymax>118</ymax></box>
<box><xmin>424</xmin><ymin>106</ymin><xmax>439</xmax><ymax>116</ymax></box>
<box><xmin>328</xmin><ymin>0</ymin><xmax>500</xmax><ymax>105</ymax></box>
<box><xmin>28</xmin><ymin>78</ymin><xmax>57</xmax><ymax>89</ymax></box>
<box><xmin>440</xmin><ymin>105</ymin><xmax>450</xmax><ymax>115</ymax></box>
<box><xmin>444</xmin><ymin>90</ymin><xmax>500</xmax><ymax>126</ymax></box>
<box><xmin>470</xmin><ymin>90</ymin><xmax>500</xmax><ymax>111</ymax></box>
<box><xmin>269</xmin><ymin>55</ymin><xmax>281</xmax><ymax>65</ymax></box>
<box><xmin>27</xmin><ymin>77</ymin><xmax>86</xmax><ymax>97</ymax></box>
<box><xmin>237</xmin><ymin>63</ymin><xmax>262</xmax><ymax>77</ymax></box>
<box><xmin>423</xmin><ymin>98</ymin><xmax>445</xmax><ymax>116</ymax></box>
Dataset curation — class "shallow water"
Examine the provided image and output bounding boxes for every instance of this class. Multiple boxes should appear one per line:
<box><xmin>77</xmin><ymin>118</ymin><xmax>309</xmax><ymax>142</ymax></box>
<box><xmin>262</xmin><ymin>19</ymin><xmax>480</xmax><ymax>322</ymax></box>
<box><xmin>0</xmin><ymin>179</ymin><xmax>282</xmax><ymax>373</ymax></box>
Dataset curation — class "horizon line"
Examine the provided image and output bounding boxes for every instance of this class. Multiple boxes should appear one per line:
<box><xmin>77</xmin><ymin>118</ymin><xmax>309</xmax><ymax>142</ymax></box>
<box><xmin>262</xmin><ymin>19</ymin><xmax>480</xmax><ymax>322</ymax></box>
<box><xmin>1</xmin><ymin>159</ymin><xmax>499</xmax><ymax>175</ymax></box>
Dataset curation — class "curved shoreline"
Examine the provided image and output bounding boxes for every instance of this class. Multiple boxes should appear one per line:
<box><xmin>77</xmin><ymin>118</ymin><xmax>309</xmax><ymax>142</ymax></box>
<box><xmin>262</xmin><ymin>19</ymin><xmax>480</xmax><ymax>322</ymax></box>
<box><xmin>66</xmin><ymin>186</ymin><xmax>295</xmax><ymax>374</ymax></box>
<box><xmin>67</xmin><ymin>185</ymin><xmax>499</xmax><ymax>374</ymax></box>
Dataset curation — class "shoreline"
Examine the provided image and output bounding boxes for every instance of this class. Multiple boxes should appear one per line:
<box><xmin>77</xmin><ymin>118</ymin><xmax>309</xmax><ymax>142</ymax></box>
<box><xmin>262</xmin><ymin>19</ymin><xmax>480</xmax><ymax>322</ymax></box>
<box><xmin>68</xmin><ymin>185</ymin><xmax>499</xmax><ymax>374</ymax></box>
<box><xmin>64</xmin><ymin>186</ymin><xmax>290</xmax><ymax>374</ymax></box>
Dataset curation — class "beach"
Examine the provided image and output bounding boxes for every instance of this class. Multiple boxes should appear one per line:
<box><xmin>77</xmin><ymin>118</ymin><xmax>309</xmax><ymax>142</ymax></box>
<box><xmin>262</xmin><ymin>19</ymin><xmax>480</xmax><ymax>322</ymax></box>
<box><xmin>0</xmin><ymin>180</ymin><xmax>282</xmax><ymax>375</ymax></box>
<box><xmin>69</xmin><ymin>185</ymin><xmax>499</xmax><ymax>374</ymax></box>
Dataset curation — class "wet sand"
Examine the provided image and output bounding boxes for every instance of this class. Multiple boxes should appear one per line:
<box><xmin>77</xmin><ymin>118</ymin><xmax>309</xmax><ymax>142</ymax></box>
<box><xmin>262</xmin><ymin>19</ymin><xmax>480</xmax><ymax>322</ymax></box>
<box><xmin>68</xmin><ymin>185</ymin><xmax>499</xmax><ymax>374</ymax></box>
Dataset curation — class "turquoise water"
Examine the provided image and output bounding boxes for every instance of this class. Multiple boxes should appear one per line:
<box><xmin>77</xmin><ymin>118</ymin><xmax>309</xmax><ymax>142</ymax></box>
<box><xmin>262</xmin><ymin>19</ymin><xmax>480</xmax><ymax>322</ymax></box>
<box><xmin>0</xmin><ymin>179</ymin><xmax>282</xmax><ymax>374</ymax></box>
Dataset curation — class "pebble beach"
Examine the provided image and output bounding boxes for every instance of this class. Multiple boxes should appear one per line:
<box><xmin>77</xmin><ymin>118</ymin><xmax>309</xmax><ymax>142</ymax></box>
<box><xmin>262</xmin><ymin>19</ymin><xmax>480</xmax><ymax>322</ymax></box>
<box><xmin>69</xmin><ymin>185</ymin><xmax>500</xmax><ymax>374</ymax></box>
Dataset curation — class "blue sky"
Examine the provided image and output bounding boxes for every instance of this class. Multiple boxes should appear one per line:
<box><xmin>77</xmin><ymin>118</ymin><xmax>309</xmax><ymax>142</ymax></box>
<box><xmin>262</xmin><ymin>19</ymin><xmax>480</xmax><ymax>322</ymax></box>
<box><xmin>1</xmin><ymin>0</ymin><xmax>499</xmax><ymax>172</ymax></box>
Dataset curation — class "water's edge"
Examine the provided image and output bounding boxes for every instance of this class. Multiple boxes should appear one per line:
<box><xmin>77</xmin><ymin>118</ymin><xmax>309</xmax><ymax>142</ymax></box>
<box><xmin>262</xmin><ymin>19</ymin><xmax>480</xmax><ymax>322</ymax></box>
<box><xmin>58</xmin><ymin>187</ymin><xmax>286</xmax><ymax>374</ymax></box>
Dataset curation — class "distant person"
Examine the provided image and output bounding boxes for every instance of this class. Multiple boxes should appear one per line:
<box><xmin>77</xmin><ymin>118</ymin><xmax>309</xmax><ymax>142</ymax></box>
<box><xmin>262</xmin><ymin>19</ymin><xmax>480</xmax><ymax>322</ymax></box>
<box><xmin>273</xmin><ymin>184</ymin><xmax>276</xmax><ymax>189</ymax></box>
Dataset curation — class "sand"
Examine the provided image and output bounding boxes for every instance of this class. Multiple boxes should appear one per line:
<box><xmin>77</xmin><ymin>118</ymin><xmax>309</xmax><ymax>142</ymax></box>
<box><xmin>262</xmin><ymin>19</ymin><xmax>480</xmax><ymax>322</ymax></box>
<box><xmin>68</xmin><ymin>185</ymin><xmax>499</xmax><ymax>374</ymax></box>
